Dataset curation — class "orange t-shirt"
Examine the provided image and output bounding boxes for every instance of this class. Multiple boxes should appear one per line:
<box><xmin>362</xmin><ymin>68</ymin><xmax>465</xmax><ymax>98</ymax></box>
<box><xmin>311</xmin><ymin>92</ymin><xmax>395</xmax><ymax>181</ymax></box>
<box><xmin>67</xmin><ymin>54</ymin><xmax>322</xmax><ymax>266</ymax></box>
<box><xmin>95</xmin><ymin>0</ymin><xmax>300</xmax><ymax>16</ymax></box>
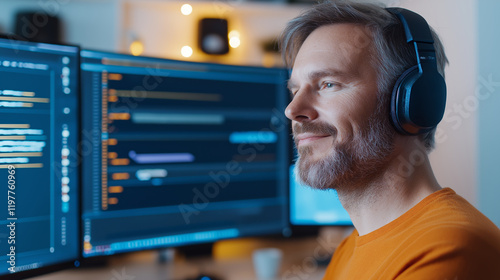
<box><xmin>323</xmin><ymin>188</ymin><xmax>500</xmax><ymax>279</ymax></box>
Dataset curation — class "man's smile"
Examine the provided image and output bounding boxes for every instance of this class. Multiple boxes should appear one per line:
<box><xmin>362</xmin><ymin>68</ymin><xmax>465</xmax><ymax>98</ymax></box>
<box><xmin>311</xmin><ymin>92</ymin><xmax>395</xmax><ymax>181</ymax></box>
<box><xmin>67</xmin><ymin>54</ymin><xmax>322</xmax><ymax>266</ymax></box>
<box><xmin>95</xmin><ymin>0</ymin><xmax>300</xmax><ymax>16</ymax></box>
<box><xmin>295</xmin><ymin>133</ymin><xmax>332</xmax><ymax>147</ymax></box>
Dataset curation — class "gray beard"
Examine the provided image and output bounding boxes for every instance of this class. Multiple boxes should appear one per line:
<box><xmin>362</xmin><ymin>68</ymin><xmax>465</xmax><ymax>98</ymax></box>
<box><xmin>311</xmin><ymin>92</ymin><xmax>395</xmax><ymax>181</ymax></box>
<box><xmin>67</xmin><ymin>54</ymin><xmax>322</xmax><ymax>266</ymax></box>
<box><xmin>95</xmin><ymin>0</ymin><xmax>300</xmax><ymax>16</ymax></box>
<box><xmin>294</xmin><ymin>110</ymin><xmax>395</xmax><ymax>192</ymax></box>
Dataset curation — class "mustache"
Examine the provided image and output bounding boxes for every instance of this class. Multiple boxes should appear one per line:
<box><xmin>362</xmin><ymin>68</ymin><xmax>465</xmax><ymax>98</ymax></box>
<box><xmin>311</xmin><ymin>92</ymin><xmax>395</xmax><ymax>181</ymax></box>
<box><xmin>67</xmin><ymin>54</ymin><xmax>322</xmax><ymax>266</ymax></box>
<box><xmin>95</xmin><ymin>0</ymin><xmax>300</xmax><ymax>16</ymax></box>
<box><xmin>293</xmin><ymin>122</ymin><xmax>337</xmax><ymax>143</ymax></box>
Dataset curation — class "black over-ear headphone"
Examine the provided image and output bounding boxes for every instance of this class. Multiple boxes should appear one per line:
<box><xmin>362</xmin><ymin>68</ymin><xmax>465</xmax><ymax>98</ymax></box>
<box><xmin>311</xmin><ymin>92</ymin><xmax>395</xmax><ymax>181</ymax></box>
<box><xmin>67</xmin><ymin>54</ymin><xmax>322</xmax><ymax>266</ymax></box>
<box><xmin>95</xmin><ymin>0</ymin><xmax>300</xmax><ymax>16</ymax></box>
<box><xmin>386</xmin><ymin>8</ymin><xmax>447</xmax><ymax>135</ymax></box>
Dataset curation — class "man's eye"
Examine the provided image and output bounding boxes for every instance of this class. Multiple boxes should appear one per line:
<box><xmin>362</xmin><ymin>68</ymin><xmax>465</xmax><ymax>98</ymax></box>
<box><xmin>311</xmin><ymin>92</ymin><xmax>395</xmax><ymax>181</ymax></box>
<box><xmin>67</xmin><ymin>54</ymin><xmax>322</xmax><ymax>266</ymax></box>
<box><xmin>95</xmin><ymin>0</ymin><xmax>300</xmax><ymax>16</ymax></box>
<box><xmin>321</xmin><ymin>82</ymin><xmax>338</xmax><ymax>89</ymax></box>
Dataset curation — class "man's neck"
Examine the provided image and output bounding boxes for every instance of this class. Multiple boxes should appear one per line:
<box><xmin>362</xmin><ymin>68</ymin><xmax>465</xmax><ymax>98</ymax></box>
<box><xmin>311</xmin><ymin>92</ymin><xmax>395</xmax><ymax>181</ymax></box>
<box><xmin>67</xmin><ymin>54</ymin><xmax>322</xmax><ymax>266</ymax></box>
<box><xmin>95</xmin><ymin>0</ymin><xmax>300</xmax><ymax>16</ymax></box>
<box><xmin>338</xmin><ymin>145</ymin><xmax>442</xmax><ymax>236</ymax></box>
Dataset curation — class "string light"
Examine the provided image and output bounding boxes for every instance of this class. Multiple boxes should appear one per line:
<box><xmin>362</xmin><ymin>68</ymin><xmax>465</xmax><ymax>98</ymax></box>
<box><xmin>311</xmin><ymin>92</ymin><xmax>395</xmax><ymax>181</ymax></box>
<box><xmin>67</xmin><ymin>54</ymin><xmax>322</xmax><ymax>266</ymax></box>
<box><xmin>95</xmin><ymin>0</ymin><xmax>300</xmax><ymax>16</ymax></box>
<box><xmin>228</xmin><ymin>30</ymin><xmax>241</xmax><ymax>48</ymax></box>
<box><xmin>181</xmin><ymin>4</ymin><xmax>193</xmax><ymax>15</ymax></box>
<box><xmin>181</xmin><ymin>46</ymin><xmax>193</xmax><ymax>57</ymax></box>
<box><xmin>229</xmin><ymin>37</ymin><xmax>240</xmax><ymax>48</ymax></box>
<box><xmin>130</xmin><ymin>40</ymin><xmax>144</xmax><ymax>56</ymax></box>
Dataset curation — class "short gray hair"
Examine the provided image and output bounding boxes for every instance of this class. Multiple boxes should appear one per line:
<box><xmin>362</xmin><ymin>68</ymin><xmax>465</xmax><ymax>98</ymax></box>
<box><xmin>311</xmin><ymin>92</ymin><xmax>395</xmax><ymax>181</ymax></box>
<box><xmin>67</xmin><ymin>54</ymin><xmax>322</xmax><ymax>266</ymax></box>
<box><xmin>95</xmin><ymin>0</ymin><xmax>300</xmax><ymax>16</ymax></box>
<box><xmin>279</xmin><ymin>0</ymin><xmax>448</xmax><ymax>152</ymax></box>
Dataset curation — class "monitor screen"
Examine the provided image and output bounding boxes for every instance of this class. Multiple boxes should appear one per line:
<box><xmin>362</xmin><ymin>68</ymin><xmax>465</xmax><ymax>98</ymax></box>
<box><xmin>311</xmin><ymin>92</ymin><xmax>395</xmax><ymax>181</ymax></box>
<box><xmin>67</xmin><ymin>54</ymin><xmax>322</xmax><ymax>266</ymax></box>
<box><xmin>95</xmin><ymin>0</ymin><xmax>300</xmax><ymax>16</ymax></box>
<box><xmin>80</xmin><ymin>50</ymin><xmax>289</xmax><ymax>257</ymax></box>
<box><xmin>290</xmin><ymin>165</ymin><xmax>352</xmax><ymax>226</ymax></box>
<box><xmin>0</xmin><ymin>38</ymin><xmax>80</xmax><ymax>277</ymax></box>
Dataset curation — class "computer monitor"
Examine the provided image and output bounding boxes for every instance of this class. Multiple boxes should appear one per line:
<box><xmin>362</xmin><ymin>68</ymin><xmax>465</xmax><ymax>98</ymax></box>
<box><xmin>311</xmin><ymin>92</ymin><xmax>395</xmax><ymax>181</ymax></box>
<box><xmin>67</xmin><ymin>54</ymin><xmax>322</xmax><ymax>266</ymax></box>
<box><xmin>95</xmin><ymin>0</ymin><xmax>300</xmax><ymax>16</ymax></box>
<box><xmin>80</xmin><ymin>50</ymin><xmax>289</xmax><ymax>257</ymax></box>
<box><xmin>0</xmin><ymin>37</ymin><xmax>80</xmax><ymax>278</ymax></box>
<box><xmin>289</xmin><ymin>164</ymin><xmax>352</xmax><ymax>226</ymax></box>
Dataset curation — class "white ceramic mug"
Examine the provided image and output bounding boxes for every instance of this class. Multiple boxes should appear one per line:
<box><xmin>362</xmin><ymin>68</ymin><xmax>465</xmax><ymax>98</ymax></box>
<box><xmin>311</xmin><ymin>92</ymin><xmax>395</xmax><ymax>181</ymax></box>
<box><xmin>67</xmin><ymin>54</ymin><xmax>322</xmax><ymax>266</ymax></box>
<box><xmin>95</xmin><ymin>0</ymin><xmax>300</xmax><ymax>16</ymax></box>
<box><xmin>252</xmin><ymin>248</ymin><xmax>283</xmax><ymax>279</ymax></box>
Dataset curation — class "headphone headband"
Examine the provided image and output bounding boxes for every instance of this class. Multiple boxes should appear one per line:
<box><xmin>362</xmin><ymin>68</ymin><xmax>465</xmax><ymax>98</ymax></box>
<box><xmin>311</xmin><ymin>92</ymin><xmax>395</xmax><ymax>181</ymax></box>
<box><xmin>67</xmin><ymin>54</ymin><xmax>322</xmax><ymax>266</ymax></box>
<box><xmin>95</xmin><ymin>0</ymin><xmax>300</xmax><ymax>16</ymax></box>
<box><xmin>386</xmin><ymin>8</ymin><xmax>434</xmax><ymax>44</ymax></box>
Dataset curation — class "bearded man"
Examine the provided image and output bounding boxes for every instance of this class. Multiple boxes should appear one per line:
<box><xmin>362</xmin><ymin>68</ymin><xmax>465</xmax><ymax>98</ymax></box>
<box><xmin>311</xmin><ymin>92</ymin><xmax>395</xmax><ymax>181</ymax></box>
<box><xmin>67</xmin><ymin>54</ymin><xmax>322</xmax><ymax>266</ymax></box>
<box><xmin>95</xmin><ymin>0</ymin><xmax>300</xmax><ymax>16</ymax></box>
<box><xmin>280</xmin><ymin>1</ymin><xmax>500</xmax><ymax>279</ymax></box>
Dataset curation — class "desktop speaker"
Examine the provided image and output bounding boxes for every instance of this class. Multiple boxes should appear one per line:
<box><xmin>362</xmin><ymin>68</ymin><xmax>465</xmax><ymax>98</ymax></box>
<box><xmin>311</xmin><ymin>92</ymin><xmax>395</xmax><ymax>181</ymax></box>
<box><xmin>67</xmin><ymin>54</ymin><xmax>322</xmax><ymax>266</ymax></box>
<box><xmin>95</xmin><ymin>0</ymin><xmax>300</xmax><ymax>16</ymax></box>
<box><xmin>14</xmin><ymin>11</ymin><xmax>61</xmax><ymax>44</ymax></box>
<box><xmin>199</xmin><ymin>18</ymin><xmax>229</xmax><ymax>55</ymax></box>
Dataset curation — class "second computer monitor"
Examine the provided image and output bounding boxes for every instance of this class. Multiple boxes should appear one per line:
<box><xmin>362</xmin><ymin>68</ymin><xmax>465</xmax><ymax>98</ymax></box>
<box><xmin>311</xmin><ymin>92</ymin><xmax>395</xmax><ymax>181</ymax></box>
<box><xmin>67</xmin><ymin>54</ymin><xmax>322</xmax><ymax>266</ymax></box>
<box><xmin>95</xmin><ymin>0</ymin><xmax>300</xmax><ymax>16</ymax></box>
<box><xmin>80</xmin><ymin>50</ymin><xmax>289</xmax><ymax>257</ymax></box>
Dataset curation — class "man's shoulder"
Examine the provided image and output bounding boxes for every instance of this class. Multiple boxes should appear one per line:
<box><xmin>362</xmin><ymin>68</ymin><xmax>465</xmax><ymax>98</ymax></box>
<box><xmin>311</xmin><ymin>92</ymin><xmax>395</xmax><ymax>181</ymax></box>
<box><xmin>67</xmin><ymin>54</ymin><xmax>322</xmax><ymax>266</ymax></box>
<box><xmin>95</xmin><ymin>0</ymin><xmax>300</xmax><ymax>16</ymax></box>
<box><xmin>403</xmin><ymin>190</ymin><xmax>500</xmax><ymax>258</ymax></box>
<box><xmin>394</xmin><ymin>220</ymin><xmax>500</xmax><ymax>278</ymax></box>
<box><xmin>408</xmin><ymin>221</ymin><xmax>500</xmax><ymax>252</ymax></box>
<box><xmin>413</xmin><ymin>189</ymin><xmax>500</xmax><ymax>235</ymax></box>
<box><xmin>388</xmin><ymin>192</ymin><xmax>500</xmax><ymax>278</ymax></box>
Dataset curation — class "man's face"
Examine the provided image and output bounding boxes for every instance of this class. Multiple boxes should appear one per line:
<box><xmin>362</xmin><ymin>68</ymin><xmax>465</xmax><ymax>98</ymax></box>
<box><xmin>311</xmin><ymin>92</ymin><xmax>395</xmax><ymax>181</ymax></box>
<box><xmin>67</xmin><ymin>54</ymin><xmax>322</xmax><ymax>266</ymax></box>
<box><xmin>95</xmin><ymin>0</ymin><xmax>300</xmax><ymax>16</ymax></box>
<box><xmin>286</xmin><ymin>23</ymin><xmax>395</xmax><ymax>191</ymax></box>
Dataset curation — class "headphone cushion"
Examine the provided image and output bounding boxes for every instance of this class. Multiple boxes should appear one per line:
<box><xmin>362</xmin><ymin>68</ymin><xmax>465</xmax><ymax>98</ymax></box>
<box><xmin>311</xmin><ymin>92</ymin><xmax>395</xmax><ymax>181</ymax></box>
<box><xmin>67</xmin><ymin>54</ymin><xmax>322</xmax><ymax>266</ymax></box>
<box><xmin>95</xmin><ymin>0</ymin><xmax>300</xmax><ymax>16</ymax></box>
<box><xmin>390</xmin><ymin>65</ymin><xmax>420</xmax><ymax>134</ymax></box>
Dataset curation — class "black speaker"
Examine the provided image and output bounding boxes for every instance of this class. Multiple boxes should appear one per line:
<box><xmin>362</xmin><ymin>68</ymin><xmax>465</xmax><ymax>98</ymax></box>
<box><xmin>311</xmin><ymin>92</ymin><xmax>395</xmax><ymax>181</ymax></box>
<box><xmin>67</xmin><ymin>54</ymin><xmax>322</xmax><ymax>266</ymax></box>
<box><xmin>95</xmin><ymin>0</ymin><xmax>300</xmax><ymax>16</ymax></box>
<box><xmin>198</xmin><ymin>18</ymin><xmax>229</xmax><ymax>55</ymax></box>
<box><xmin>14</xmin><ymin>11</ymin><xmax>61</xmax><ymax>44</ymax></box>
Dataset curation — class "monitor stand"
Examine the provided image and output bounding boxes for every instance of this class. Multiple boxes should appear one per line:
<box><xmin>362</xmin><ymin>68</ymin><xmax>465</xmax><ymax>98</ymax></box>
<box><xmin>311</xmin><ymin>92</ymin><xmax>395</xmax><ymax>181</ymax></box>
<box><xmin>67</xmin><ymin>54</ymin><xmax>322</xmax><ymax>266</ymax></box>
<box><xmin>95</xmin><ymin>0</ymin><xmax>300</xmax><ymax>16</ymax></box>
<box><xmin>184</xmin><ymin>274</ymin><xmax>223</xmax><ymax>280</ymax></box>
<box><xmin>158</xmin><ymin>244</ymin><xmax>224</xmax><ymax>280</ymax></box>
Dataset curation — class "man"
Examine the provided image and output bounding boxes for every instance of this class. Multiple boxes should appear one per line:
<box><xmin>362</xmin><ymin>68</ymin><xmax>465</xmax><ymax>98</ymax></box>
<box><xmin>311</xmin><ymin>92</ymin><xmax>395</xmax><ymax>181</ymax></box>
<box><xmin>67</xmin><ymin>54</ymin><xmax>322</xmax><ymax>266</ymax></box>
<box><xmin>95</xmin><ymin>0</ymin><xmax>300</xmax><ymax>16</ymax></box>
<box><xmin>280</xmin><ymin>1</ymin><xmax>500</xmax><ymax>279</ymax></box>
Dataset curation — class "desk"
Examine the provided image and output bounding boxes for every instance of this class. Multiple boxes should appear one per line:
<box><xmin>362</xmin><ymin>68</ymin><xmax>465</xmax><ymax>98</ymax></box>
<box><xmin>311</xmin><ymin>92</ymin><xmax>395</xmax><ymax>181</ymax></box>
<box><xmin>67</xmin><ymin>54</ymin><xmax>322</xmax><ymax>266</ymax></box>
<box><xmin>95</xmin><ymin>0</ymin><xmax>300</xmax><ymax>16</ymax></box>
<box><xmin>32</xmin><ymin>257</ymin><xmax>326</xmax><ymax>280</ymax></box>
<box><xmin>32</xmin><ymin>228</ymin><xmax>350</xmax><ymax>280</ymax></box>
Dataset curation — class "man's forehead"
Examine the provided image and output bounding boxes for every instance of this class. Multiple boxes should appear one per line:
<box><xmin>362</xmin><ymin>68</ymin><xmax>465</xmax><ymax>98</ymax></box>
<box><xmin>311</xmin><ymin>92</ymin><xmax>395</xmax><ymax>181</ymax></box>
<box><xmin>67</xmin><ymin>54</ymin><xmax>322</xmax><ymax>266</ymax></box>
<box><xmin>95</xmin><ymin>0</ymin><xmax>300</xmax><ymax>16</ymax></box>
<box><xmin>293</xmin><ymin>23</ymin><xmax>373</xmax><ymax>61</ymax></box>
<box><xmin>289</xmin><ymin>23</ymin><xmax>374</xmax><ymax>82</ymax></box>
<box><xmin>309</xmin><ymin>23</ymin><xmax>372</xmax><ymax>44</ymax></box>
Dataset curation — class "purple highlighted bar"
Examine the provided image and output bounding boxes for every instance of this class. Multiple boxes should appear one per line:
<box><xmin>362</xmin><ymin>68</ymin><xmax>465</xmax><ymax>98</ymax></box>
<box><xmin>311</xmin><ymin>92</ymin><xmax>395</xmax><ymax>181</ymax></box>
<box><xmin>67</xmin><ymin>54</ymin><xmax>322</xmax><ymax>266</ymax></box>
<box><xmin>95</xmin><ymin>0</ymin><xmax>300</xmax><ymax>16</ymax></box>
<box><xmin>129</xmin><ymin>151</ymin><xmax>195</xmax><ymax>164</ymax></box>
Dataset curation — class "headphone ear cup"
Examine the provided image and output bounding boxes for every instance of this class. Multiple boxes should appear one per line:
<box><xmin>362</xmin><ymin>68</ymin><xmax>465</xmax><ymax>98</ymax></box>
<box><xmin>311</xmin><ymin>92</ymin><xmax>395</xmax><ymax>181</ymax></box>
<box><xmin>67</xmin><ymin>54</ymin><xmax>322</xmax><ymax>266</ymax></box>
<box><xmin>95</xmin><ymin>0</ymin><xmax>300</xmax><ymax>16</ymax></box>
<box><xmin>390</xmin><ymin>65</ymin><xmax>420</xmax><ymax>135</ymax></box>
<box><xmin>386</xmin><ymin>7</ymin><xmax>447</xmax><ymax>135</ymax></box>
<box><xmin>390</xmin><ymin>65</ymin><xmax>447</xmax><ymax>135</ymax></box>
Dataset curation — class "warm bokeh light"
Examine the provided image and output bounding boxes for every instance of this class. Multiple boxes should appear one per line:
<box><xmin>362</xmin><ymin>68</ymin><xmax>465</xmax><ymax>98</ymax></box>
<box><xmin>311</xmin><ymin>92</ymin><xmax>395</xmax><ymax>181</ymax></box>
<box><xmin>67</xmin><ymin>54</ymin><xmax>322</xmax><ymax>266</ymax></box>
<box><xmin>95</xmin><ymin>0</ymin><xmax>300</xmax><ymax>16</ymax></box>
<box><xmin>181</xmin><ymin>4</ymin><xmax>193</xmax><ymax>15</ymax></box>
<box><xmin>228</xmin><ymin>30</ymin><xmax>241</xmax><ymax>49</ymax></box>
<box><xmin>129</xmin><ymin>40</ymin><xmax>144</xmax><ymax>56</ymax></box>
<box><xmin>229</xmin><ymin>37</ymin><xmax>241</xmax><ymax>48</ymax></box>
<box><xmin>181</xmin><ymin>46</ymin><xmax>193</xmax><ymax>57</ymax></box>
<box><xmin>228</xmin><ymin>30</ymin><xmax>240</xmax><ymax>38</ymax></box>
